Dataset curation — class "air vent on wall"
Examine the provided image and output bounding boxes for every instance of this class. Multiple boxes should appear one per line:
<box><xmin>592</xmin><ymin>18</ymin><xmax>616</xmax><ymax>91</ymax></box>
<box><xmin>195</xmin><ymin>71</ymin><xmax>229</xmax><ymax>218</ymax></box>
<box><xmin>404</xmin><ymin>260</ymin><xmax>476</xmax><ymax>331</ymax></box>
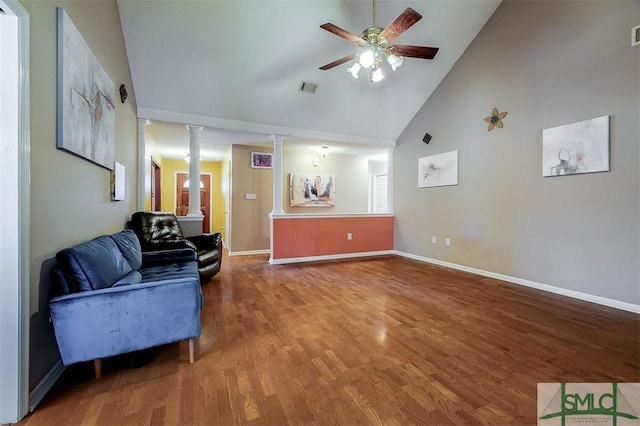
<box><xmin>633</xmin><ymin>25</ymin><xmax>640</xmax><ymax>46</ymax></box>
<box><xmin>299</xmin><ymin>81</ymin><xmax>318</xmax><ymax>94</ymax></box>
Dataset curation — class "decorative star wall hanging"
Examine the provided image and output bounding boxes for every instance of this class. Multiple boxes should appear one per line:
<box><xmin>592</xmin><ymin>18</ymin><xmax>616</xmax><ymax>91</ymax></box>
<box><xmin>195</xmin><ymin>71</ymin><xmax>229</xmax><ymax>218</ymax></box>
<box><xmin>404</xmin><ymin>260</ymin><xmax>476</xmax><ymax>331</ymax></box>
<box><xmin>484</xmin><ymin>108</ymin><xmax>507</xmax><ymax>131</ymax></box>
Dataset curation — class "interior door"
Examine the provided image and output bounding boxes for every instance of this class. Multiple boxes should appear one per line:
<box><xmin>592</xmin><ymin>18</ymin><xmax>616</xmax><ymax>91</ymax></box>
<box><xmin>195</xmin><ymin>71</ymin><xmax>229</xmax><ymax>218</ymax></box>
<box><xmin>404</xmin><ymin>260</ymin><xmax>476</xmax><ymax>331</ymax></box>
<box><xmin>176</xmin><ymin>172</ymin><xmax>211</xmax><ymax>233</ymax></box>
<box><xmin>373</xmin><ymin>173</ymin><xmax>388</xmax><ymax>213</ymax></box>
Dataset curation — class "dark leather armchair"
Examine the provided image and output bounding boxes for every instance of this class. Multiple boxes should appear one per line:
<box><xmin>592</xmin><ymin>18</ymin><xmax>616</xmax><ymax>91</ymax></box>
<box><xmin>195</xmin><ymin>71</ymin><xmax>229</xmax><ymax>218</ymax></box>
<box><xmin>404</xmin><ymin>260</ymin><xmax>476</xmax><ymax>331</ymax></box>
<box><xmin>128</xmin><ymin>211</ymin><xmax>223</xmax><ymax>283</ymax></box>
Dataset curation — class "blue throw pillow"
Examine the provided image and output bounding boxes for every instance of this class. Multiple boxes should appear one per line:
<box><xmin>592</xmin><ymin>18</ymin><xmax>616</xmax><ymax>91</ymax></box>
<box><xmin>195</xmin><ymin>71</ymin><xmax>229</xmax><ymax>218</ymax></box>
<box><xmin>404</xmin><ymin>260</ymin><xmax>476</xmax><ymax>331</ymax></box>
<box><xmin>111</xmin><ymin>229</ymin><xmax>143</xmax><ymax>270</ymax></box>
<box><xmin>56</xmin><ymin>236</ymin><xmax>133</xmax><ymax>291</ymax></box>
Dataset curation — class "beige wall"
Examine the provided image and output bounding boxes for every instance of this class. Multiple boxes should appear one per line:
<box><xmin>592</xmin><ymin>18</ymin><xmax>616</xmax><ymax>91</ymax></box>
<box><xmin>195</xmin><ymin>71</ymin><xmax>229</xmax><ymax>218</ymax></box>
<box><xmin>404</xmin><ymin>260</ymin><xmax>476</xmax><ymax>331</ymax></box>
<box><xmin>230</xmin><ymin>145</ymin><xmax>273</xmax><ymax>252</ymax></box>
<box><xmin>394</xmin><ymin>1</ymin><xmax>639</xmax><ymax>304</ymax></box>
<box><xmin>159</xmin><ymin>158</ymin><xmax>224</xmax><ymax>234</ymax></box>
<box><xmin>25</xmin><ymin>0</ymin><xmax>137</xmax><ymax>388</ymax></box>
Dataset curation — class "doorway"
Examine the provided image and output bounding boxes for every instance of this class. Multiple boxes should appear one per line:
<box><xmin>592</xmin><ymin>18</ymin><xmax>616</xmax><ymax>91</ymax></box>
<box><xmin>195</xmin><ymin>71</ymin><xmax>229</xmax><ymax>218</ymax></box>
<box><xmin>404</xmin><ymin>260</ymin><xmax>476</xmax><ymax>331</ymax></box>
<box><xmin>176</xmin><ymin>172</ymin><xmax>211</xmax><ymax>233</ymax></box>
<box><xmin>151</xmin><ymin>157</ymin><xmax>161</xmax><ymax>211</ymax></box>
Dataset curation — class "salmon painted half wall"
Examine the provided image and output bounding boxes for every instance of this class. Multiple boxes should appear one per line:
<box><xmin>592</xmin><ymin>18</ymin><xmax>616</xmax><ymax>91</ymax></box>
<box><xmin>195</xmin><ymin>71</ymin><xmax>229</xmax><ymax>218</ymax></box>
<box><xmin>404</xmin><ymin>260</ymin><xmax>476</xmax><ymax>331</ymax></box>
<box><xmin>271</xmin><ymin>214</ymin><xmax>394</xmax><ymax>263</ymax></box>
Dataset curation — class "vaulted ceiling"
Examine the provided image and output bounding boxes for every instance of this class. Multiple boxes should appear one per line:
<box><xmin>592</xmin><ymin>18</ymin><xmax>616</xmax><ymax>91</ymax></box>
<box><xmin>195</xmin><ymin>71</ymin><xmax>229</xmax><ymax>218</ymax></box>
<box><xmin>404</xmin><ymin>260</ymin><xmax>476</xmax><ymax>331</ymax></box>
<box><xmin>118</xmin><ymin>0</ymin><xmax>501</xmax><ymax>160</ymax></box>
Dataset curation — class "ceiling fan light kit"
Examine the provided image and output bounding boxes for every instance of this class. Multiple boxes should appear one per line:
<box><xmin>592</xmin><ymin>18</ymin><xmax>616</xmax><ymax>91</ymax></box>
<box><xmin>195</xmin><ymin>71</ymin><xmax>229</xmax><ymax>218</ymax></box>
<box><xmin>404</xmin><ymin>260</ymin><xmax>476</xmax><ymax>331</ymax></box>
<box><xmin>347</xmin><ymin>62</ymin><xmax>361</xmax><ymax>79</ymax></box>
<box><xmin>319</xmin><ymin>2</ymin><xmax>439</xmax><ymax>83</ymax></box>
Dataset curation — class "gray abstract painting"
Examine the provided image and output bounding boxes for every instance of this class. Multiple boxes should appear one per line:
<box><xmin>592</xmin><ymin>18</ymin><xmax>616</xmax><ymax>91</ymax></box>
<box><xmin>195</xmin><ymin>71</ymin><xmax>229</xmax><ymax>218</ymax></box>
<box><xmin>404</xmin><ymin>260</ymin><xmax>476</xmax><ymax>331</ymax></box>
<box><xmin>57</xmin><ymin>7</ymin><xmax>115</xmax><ymax>170</ymax></box>
<box><xmin>418</xmin><ymin>150</ymin><xmax>458</xmax><ymax>188</ymax></box>
<box><xmin>542</xmin><ymin>115</ymin><xmax>609</xmax><ymax>177</ymax></box>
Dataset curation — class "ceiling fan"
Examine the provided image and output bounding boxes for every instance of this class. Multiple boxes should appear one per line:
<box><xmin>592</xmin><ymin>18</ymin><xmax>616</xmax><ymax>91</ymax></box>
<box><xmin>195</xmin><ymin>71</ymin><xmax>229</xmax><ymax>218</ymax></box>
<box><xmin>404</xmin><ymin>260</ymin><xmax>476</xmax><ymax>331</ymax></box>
<box><xmin>319</xmin><ymin>0</ymin><xmax>439</xmax><ymax>82</ymax></box>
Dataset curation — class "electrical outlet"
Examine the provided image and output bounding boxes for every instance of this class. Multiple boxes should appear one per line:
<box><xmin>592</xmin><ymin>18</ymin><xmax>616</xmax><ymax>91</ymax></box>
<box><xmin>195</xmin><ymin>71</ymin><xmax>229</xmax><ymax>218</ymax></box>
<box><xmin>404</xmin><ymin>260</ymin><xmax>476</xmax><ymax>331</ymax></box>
<box><xmin>347</xmin><ymin>232</ymin><xmax>352</xmax><ymax>241</ymax></box>
<box><xmin>431</xmin><ymin>236</ymin><xmax>437</xmax><ymax>244</ymax></box>
<box><xmin>445</xmin><ymin>238</ymin><xmax>451</xmax><ymax>246</ymax></box>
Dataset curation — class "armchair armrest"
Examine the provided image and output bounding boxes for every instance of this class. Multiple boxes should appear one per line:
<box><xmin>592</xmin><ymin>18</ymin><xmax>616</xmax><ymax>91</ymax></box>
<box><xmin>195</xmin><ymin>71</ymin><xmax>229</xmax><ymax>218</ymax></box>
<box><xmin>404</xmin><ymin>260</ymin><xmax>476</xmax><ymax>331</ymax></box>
<box><xmin>49</xmin><ymin>278</ymin><xmax>202</xmax><ymax>366</ymax></box>
<box><xmin>186</xmin><ymin>233</ymin><xmax>222</xmax><ymax>251</ymax></box>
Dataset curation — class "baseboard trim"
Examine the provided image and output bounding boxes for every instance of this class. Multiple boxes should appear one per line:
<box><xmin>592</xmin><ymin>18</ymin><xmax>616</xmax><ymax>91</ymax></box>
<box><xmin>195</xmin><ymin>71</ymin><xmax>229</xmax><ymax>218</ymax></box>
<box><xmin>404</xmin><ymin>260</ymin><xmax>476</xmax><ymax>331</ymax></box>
<box><xmin>228</xmin><ymin>249</ymin><xmax>270</xmax><ymax>257</ymax></box>
<box><xmin>269</xmin><ymin>250</ymin><xmax>394</xmax><ymax>265</ymax></box>
<box><xmin>29</xmin><ymin>361</ymin><xmax>64</xmax><ymax>412</ymax></box>
<box><xmin>394</xmin><ymin>250</ymin><xmax>640</xmax><ymax>314</ymax></box>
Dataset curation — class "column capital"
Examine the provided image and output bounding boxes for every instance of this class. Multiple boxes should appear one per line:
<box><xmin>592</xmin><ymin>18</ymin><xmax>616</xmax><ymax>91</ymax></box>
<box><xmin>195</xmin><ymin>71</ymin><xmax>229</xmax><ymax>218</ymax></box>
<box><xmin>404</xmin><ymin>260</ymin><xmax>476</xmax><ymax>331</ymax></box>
<box><xmin>187</xmin><ymin>125</ymin><xmax>203</xmax><ymax>135</ymax></box>
<box><xmin>271</xmin><ymin>134</ymin><xmax>283</xmax><ymax>145</ymax></box>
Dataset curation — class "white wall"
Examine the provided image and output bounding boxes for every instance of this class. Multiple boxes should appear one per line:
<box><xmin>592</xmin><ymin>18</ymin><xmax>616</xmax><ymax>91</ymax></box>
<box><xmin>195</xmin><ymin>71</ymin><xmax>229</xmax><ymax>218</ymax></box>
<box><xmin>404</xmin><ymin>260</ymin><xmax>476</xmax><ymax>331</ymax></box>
<box><xmin>394</xmin><ymin>1</ymin><xmax>639</xmax><ymax>306</ymax></box>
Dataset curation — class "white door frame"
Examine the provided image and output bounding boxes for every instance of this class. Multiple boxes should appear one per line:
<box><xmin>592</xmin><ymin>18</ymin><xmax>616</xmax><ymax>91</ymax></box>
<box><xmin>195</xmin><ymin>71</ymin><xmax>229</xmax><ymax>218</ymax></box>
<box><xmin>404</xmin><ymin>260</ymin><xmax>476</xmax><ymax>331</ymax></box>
<box><xmin>0</xmin><ymin>0</ymin><xmax>30</xmax><ymax>423</ymax></box>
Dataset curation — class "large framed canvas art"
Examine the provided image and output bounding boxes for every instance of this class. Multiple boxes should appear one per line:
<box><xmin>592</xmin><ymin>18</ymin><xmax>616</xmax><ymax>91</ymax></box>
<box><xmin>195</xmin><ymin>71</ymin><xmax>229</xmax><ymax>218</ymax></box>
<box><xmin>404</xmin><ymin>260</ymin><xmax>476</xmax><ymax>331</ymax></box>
<box><xmin>289</xmin><ymin>173</ymin><xmax>335</xmax><ymax>207</ymax></box>
<box><xmin>57</xmin><ymin>7</ymin><xmax>116</xmax><ymax>170</ymax></box>
<box><xmin>542</xmin><ymin>116</ymin><xmax>610</xmax><ymax>177</ymax></box>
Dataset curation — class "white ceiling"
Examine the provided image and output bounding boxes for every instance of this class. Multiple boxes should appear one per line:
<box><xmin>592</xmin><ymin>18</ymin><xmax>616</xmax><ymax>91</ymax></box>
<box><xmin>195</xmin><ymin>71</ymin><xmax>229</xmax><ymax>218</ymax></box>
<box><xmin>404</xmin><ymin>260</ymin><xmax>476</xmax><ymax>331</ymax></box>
<box><xmin>118</xmin><ymin>0</ymin><xmax>501</xmax><ymax>161</ymax></box>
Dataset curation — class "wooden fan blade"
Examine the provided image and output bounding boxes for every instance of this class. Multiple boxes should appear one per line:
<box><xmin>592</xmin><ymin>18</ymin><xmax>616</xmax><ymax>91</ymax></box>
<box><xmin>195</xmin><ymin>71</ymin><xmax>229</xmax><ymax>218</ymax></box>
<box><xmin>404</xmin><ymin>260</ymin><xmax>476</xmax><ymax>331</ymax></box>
<box><xmin>320</xmin><ymin>23</ymin><xmax>366</xmax><ymax>45</ymax></box>
<box><xmin>387</xmin><ymin>44</ymin><xmax>439</xmax><ymax>59</ymax></box>
<box><xmin>378</xmin><ymin>8</ymin><xmax>422</xmax><ymax>44</ymax></box>
<box><xmin>319</xmin><ymin>53</ymin><xmax>357</xmax><ymax>70</ymax></box>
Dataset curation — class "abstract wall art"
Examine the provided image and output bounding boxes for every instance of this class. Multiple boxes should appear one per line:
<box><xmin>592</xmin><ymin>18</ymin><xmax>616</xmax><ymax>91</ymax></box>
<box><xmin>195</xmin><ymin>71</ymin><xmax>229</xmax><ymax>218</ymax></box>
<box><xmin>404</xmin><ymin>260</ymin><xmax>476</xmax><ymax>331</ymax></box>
<box><xmin>542</xmin><ymin>115</ymin><xmax>610</xmax><ymax>177</ymax></box>
<box><xmin>418</xmin><ymin>150</ymin><xmax>458</xmax><ymax>188</ymax></box>
<box><xmin>289</xmin><ymin>173</ymin><xmax>335</xmax><ymax>207</ymax></box>
<box><xmin>57</xmin><ymin>7</ymin><xmax>115</xmax><ymax>170</ymax></box>
<box><xmin>251</xmin><ymin>152</ymin><xmax>273</xmax><ymax>169</ymax></box>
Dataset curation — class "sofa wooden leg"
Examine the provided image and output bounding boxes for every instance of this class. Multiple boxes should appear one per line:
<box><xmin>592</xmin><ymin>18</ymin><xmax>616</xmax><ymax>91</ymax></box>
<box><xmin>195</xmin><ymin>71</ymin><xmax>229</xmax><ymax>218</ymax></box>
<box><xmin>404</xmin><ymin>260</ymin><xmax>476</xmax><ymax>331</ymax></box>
<box><xmin>189</xmin><ymin>339</ymin><xmax>195</xmax><ymax>364</ymax></box>
<box><xmin>93</xmin><ymin>359</ymin><xmax>103</xmax><ymax>379</ymax></box>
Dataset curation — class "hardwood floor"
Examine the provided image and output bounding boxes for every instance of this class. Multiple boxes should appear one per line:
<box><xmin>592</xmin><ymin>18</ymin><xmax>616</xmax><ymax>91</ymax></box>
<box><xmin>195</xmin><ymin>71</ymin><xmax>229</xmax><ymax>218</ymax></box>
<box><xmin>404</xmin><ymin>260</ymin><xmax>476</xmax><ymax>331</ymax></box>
<box><xmin>21</xmin><ymin>254</ymin><xmax>639</xmax><ymax>425</ymax></box>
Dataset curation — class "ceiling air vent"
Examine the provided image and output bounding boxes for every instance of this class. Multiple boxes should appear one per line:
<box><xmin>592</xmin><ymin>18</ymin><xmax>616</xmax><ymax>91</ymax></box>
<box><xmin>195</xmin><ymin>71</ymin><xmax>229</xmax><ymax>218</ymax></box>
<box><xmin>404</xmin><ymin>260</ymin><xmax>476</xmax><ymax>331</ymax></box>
<box><xmin>633</xmin><ymin>25</ymin><xmax>640</xmax><ymax>47</ymax></box>
<box><xmin>299</xmin><ymin>81</ymin><xmax>318</xmax><ymax>94</ymax></box>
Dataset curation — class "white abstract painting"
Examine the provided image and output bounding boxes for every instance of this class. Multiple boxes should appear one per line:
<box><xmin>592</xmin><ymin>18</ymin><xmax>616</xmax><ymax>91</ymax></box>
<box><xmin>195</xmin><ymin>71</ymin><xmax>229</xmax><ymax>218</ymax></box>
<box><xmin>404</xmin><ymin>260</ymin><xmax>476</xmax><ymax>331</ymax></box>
<box><xmin>418</xmin><ymin>150</ymin><xmax>458</xmax><ymax>188</ymax></box>
<box><xmin>57</xmin><ymin>7</ymin><xmax>115</xmax><ymax>170</ymax></box>
<box><xmin>542</xmin><ymin>115</ymin><xmax>609</xmax><ymax>177</ymax></box>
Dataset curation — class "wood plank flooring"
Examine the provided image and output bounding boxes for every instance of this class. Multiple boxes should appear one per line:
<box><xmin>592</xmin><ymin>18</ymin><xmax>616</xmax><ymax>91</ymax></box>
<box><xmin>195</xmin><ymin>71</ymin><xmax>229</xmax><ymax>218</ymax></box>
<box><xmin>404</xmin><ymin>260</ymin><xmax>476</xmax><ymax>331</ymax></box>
<box><xmin>20</xmin><ymin>254</ymin><xmax>639</xmax><ymax>425</ymax></box>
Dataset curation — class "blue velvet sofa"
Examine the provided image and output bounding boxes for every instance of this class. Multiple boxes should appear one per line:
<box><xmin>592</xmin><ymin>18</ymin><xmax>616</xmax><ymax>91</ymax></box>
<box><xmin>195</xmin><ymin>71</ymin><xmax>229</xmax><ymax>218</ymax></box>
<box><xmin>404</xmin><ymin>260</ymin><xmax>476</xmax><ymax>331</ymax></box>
<box><xmin>49</xmin><ymin>229</ymin><xmax>202</xmax><ymax>378</ymax></box>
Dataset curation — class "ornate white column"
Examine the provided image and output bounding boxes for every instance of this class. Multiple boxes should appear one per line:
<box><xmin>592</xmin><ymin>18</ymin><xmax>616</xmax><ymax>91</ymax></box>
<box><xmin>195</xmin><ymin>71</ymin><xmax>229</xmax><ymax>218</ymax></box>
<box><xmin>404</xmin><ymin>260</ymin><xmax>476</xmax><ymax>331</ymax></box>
<box><xmin>386</xmin><ymin>147</ymin><xmax>394</xmax><ymax>214</ymax></box>
<box><xmin>271</xmin><ymin>134</ymin><xmax>284</xmax><ymax>215</ymax></box>
<box><xmin>187</xmin><ymin>125</ymin><xmax>203</xmax><ymax>217</ymax></box>
<box><xmin>137</xmin><ymin>118</ymin><xmax>149</xmax><ymax>211</ymax></box>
